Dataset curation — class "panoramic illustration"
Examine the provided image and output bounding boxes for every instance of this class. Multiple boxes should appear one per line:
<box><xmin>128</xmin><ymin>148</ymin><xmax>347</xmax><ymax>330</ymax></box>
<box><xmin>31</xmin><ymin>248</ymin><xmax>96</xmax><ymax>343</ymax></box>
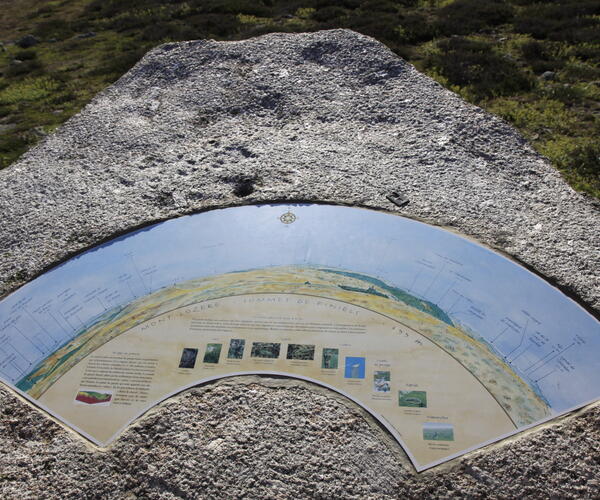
<box><xmin>0</xmin><ymin>204</ymin><xmax>598</xmax><ymax>471</ymax></box>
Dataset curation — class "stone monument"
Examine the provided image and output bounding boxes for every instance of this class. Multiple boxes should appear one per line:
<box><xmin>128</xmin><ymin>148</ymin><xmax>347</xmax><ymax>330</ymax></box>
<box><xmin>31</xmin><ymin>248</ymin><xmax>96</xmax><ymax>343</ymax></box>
<box><xmin>0</xmin><ymin>30</ymin><xmax>598</xmax><ymax>498</ymax></box>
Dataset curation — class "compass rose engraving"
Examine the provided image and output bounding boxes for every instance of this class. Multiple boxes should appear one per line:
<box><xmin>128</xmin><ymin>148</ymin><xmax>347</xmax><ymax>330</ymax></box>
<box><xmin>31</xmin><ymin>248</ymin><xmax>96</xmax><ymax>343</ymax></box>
<box><xmin>279</xmin><ymin>211</ymin><xmax>297</xmax><ymax>224</ymax></box>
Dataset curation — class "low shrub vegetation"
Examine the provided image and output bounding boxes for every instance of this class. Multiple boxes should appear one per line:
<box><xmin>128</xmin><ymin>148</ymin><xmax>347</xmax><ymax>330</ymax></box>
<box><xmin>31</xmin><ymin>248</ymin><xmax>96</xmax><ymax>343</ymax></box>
<box><xmin>422</xmin><ymin>37</ymin><xmax>534</xmax><ymax>98</ymax></box>
<box><xmin>0</xmin><ymin>0</ymin><xmax>597</xmax><ymax>196</ymax></box>
<box><xmin>436</xmin><ymin>0</ymin><xmax>514</xmax><ymax>36</ymax></box>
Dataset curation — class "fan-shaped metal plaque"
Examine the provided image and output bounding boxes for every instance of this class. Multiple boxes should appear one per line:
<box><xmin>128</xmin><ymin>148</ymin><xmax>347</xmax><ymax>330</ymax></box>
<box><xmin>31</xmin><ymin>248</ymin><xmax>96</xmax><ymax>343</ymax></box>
<box><xmin>0</xmin><ymin>204</ymin><xmax>598</xmax><ymax>470</ymax></box>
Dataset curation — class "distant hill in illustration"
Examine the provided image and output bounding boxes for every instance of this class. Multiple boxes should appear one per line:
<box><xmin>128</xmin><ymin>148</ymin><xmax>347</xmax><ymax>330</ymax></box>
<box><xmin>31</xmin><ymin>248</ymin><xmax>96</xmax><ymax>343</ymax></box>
<box><xmin>321</xmin><ymin>268</ymin><xmax>454</xmax><ymax>327</ymax></box>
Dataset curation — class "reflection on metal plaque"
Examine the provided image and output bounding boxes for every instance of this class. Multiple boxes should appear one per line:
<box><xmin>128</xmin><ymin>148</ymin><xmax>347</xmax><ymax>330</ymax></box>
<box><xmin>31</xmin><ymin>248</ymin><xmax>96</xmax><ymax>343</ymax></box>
<box><xmin>0</xmin><ymin>204</ymin><xmax>598</xmax><ymax>471</ymax></box>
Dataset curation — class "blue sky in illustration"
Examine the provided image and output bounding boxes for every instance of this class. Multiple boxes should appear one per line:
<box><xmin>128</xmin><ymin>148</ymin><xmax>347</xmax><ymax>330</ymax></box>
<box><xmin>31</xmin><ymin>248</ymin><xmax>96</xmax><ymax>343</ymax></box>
<box><xmin>0</xmin><ymin>204</ymin><xmax>598</xmax><ymax>413</ymax></box>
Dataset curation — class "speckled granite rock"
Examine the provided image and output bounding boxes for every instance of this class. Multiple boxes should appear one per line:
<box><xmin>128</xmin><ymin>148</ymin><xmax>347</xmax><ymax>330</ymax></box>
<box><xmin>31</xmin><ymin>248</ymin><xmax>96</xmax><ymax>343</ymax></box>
<box><xmin>0</xmin><ymin>30</ymin><xmax>598</xmax><ymax>498</ymax></box>
<box><xmin>1</xmin><ymin>378</ymin><xmax>599</xmax><ymax>499</ymax></box>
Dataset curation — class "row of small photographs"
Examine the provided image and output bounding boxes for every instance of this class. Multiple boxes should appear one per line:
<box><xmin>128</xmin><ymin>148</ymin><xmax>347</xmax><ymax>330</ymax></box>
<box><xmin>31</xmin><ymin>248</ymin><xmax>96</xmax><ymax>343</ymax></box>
<box><xmin>178</xmin><ymin>341</ymin><xmax>328</xmax><ymax>368</ymax></box>
<box><xmin>179</xmin><ymin>342</ymin><xmax>349</xmax><ymax>371</ymax></box>
<box><xmin>178</xmin><ymin>343</ymin><xmax>428</xmax><ymax>408</ymax></box>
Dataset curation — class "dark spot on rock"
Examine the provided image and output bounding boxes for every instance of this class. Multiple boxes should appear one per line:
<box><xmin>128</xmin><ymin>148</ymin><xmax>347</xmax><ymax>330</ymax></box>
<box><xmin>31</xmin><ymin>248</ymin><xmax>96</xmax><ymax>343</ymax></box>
<box><xmin>186</xmin><ymin>159</ymin><xmax>196</xmax><ymax>165</ymax></box>
<box><xmin>143</xmin><ymin>155</ymin><xmax>163</xmax><ymax>167</ymax></box>
<box><xmin>160</xmin><ymin>43</ymin><xmax>180</xmax><ymax>52</ymax></box>
<box><xmin>7</xmin><ymin>270</ymin><xmax>28</xmax><ymax>284</ymax></box>
<box><xmin>153</xmin><ymin>191</ymin><xmax>175</xmax><ymax>206</ymax></box>
<box><xmin>301</xmin><ymin>41</ymin><xmax>341</xmax><ymax>64</ymax></box>
<box><xmin>222</xmin><ymin>175</ymin><xmax>258</xmax><ymax>198</ymax></box>
<box><xmin>225</xmin><ymin>145</ymin><xmax>256</xmax><ymax>158</ymax></box>
<box><xmin>119</xmin><ymin>177</ymin><xmax>135</xmax><ymax>186</ymax></box>
<box><xmin>363</xmin><ymin>63</ymin><xmax>404</xmax><ymax>85</ymax></box>
<box><xmin>363</xmin><ymin>114</ymin><xmax>400</xmax><ymax>125</ymax></box>
<box><xmin>493</xmin><ymin>231</ymin><xmax>512</xmax><ymax>247</ymax></box>
<box><xmin>316</xmin><ymin>115</ymin><xmax>335</xmax><ymax>123</ymax></box>
<box><xmin>259</xmin><ymin>92</ymin><xmax>282</xmax><ymax>110</ymax></box>
<box><xmin>194</xmin><ymin>114</ymin><xmax>211</xmax><ymax>127</ymax></box>
<box><xmin>18</xmin><ymin>428</ymin><xmax>33</xmax><ymax>439</ymax></box>
<box><xmin>233</xmin><ymin>179</ymin><xmax>255</xmax><ymax>197</ymax></box>
<box><xmin>239</xmin><ymin>147</ymin><xmax>254</xmax><ymax>158</ymax></box>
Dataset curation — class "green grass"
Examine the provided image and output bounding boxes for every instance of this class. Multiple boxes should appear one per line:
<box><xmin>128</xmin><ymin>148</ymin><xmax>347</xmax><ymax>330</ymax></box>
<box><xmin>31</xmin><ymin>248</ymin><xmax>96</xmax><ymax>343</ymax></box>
<box><xmin>0</xmin><ymin>0</ymin><xmax>598</xmax><ymax>197</ymax></box>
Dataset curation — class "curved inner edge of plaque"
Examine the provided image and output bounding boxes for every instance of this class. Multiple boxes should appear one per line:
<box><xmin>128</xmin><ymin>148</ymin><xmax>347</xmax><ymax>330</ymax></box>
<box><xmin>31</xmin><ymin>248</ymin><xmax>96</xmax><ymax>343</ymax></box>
<box><xmin>0</xmin><ymin>203</ymin><xmax>598</xmax><ymax>472</ymax></box>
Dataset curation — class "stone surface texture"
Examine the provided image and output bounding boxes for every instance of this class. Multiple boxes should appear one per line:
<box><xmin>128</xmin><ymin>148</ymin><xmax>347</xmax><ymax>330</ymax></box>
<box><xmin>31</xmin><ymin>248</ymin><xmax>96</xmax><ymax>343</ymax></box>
<box><xmin>0</xmin><ymin>30</ymin><xmax>598</xmax><ymax>498</ymax></box>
